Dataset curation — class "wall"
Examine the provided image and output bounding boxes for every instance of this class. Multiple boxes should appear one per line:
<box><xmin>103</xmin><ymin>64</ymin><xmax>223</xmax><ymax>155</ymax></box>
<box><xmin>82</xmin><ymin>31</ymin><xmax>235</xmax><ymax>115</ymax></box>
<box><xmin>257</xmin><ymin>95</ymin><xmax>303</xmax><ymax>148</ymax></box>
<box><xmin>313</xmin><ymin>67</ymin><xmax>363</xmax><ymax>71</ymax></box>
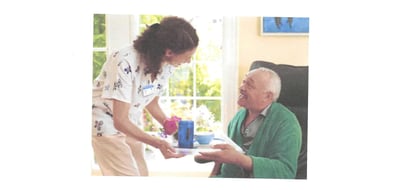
<box><xmin>238</xmin><ymin>17</ymin><xmax>309</xmax><ymax>82</ymax></box>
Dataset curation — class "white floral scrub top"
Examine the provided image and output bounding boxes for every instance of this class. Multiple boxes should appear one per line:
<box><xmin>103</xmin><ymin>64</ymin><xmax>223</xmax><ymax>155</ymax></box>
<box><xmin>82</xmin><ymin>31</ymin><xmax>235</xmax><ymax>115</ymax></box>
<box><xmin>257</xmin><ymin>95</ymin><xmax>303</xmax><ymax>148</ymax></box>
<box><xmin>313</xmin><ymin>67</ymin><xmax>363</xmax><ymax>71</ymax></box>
<box><xmin>92</xmin><ymin>45</ymin><xmax>175</xmax><ymax>136</ymax></box>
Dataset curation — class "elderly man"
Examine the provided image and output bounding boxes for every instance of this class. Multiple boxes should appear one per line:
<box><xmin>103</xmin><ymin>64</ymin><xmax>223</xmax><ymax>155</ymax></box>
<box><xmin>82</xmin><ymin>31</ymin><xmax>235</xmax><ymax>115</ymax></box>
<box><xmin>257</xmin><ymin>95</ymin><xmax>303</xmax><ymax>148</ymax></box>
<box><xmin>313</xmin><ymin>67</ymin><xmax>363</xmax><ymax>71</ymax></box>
<box><xmin>195</xmin><ymin>67</ymin><xmax>302</xmax><ymax>178</ymax></box>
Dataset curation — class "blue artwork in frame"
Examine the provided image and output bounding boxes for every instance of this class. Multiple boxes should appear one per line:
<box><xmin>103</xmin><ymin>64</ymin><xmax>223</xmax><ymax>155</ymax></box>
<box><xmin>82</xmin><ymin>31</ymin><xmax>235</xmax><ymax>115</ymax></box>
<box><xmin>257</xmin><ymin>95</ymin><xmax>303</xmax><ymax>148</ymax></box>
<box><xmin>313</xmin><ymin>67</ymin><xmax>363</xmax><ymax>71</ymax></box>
<box><xmin>261</xmin><ymin>17</ymin><xmax>309</xmax><ymax>35</ymax></box>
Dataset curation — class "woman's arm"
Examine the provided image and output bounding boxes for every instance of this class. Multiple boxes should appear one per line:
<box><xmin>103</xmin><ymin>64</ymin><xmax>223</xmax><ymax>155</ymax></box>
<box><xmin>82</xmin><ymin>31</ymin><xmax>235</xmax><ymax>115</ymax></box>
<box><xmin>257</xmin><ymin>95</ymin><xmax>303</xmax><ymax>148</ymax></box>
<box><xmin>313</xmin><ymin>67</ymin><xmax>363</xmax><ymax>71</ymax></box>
<box><xmin>113</xmin><ymin>99</ymin><xmax>162</xmax><ymax>147</ymax></box>
<box><xmin>145</xmin><ymin>96</ymin><xmax>168</xmax><ymax>125</ymax></box>
<box><xmin>112</xmin><ymin>99</ymin><xmax>183</xmax><ymax>158</ymax></box>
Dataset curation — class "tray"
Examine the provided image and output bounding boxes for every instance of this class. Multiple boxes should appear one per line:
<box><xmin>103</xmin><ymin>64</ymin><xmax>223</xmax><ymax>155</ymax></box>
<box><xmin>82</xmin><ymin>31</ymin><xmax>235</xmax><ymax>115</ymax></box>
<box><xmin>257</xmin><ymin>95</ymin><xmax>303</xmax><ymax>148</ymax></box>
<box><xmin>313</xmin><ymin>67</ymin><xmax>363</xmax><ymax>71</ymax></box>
<box><xmin>173</xmin><ymin>133</ymin><xmax>244</xmax><ymax>155</ymax></box>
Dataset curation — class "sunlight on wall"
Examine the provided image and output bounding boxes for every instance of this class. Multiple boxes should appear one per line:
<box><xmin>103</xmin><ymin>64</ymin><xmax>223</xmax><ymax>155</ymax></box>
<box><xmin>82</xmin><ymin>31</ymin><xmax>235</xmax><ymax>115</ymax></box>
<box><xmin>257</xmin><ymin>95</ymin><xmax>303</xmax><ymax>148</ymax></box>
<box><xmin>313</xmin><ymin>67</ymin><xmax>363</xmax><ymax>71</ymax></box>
<box><xmin>238</xmin><ymin>16</ymin><xmax>309</xmax><ymax>83</ymax></box>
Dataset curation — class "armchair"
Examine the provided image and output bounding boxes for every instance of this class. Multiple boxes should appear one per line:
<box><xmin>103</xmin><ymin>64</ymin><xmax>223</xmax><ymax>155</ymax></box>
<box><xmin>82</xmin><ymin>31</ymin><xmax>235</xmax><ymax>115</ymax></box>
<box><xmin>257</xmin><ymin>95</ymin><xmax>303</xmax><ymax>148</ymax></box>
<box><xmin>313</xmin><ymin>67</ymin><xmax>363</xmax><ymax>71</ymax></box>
<box><xmin>250</xmin><ymin>60</ymin><xmax>308</xmax><ymax>179</ymax></box>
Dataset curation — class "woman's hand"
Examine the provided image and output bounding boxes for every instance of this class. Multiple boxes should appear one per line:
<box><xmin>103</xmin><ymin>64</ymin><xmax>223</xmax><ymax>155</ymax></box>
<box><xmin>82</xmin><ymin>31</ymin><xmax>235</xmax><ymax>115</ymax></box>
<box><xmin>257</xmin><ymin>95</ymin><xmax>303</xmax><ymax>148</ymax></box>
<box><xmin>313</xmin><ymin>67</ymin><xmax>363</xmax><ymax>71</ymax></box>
<box><xmin>157</xmin><ymin>139</ymin><xmax>185</xmax><ymax>159</ymax></box>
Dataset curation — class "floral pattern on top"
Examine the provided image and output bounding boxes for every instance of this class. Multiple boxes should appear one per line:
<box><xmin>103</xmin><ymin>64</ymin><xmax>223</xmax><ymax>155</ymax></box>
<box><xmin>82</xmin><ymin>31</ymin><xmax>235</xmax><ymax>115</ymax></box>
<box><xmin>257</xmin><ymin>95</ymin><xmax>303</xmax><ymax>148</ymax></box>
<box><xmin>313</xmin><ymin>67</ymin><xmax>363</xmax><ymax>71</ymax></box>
<box><xmin>92</xmin><ymin>45</ymin><xmax>175</xmax><ymax>136</ymax></box>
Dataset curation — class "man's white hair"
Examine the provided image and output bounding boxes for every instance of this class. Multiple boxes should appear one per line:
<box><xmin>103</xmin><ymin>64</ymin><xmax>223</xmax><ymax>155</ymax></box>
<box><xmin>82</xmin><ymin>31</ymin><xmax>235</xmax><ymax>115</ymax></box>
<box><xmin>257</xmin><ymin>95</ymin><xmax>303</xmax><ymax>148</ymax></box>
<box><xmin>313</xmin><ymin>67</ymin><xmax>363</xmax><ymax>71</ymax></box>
<box><xmin>253</xmin><ymin>67</ymin><xmax>281</xmax><ymax>101</ymax></box>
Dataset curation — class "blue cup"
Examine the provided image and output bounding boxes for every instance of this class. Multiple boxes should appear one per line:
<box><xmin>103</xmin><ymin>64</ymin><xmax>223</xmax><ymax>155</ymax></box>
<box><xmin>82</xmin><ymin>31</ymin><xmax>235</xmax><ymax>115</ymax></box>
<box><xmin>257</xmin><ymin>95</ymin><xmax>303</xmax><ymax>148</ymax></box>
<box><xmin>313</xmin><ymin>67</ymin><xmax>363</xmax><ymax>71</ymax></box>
<box><xmin>195</xmin><ymin>133</ymin><xmax>215</xmax><ymax>145</ymax></box>
<box><xmin>178</xmin><ymin>120</ymin><xmax>194</xmax><ymax>148</ymax></box>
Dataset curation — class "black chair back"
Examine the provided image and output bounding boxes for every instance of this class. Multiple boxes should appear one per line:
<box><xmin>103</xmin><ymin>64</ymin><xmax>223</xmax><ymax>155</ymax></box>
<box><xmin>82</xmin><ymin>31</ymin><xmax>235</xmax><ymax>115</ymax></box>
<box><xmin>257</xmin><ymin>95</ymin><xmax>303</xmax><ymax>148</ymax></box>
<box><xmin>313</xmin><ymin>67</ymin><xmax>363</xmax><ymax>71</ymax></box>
<box><xmin>250</xmin><ymin>60</ymin><xmax>308</xmax><ymax>179</ymax></box>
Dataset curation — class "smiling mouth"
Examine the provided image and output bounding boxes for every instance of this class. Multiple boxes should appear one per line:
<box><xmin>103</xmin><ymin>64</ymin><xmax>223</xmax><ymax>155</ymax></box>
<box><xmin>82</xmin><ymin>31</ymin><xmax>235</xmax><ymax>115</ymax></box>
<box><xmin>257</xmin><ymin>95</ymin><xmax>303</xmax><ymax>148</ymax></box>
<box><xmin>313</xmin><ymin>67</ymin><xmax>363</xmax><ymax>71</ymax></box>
<box><xmin>239</xmin><ymin>92</ymin><xmax>247</xmax><ymax>99</ymax></box>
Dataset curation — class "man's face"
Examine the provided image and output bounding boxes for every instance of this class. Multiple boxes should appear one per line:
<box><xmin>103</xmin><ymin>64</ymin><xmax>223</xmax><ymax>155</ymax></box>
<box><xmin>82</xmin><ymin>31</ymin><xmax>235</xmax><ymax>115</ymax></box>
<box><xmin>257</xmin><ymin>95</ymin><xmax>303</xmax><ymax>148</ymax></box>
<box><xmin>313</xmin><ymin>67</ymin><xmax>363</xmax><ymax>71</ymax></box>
<box><xmin>237</xmin><ymin>70</ymin><xmax>271</xmax><ymax>111</ymax></box>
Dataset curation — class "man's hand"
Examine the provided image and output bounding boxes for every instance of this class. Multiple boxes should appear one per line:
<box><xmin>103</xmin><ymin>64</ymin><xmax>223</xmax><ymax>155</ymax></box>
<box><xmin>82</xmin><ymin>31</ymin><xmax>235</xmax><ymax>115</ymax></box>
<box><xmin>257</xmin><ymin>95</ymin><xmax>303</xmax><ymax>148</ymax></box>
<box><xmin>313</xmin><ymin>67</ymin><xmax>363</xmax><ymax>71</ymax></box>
<box><xmin>195</xmin><ymin>144</ymin><xmax>240</xmax><ymax>163</ymax></box>
<box><xmin>195</xmin><ymin>143</ymin><xmax>252</xmax><ymax>171</ymax></box>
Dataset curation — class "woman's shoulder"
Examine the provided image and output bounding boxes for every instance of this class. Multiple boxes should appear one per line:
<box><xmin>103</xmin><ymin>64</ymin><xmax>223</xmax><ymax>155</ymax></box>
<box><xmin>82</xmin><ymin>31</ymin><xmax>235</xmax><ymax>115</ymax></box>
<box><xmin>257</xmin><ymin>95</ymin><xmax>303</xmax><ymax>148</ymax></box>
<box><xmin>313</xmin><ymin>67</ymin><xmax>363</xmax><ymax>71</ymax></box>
<box><xmin>116</xmin><ymin>44</ymin><xmax>140</xmax><ymax>65</ymax></box>
<box><xmin>118</xmin><ymin>44</ymin><xmax>136</xmax><ymax>57</ymax></box>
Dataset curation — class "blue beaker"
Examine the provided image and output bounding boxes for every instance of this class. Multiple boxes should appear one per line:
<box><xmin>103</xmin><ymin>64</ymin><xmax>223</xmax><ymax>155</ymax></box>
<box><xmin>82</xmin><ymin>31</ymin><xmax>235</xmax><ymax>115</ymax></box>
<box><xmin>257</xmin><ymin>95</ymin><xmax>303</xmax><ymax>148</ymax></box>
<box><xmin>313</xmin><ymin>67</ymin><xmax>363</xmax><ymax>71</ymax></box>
<box><xmin>178</xmin><ymin>120</ymin><xmax>194</xmax><ymax>148</ymax></box>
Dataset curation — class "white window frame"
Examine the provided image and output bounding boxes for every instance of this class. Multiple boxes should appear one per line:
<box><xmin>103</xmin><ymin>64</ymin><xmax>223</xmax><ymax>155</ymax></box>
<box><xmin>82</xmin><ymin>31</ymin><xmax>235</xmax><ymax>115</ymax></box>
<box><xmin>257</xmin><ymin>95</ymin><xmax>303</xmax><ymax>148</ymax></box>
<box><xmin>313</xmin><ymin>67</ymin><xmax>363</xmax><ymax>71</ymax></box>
<box><xmin>221</xmin><ymin>16</ymin><xmax>238</xmax><ymax>133</ymax></box>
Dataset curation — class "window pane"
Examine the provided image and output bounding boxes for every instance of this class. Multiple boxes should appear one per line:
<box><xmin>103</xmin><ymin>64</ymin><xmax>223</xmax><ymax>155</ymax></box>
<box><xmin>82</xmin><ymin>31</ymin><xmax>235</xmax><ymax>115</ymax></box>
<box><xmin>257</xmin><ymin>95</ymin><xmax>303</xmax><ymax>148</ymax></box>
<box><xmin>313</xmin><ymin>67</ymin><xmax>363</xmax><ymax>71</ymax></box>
<box><xmin>170</xmin><ymin>99</ymin><xmax>194</xmax><ymax>120</ymax></box>
<box><xmin>195</xmin><ymin>100</ymin><xmax>222</xmax><ymax>132</ymax></box>
<box><xmin>191</xmin><ymin>17</ymin><xmax>223</xmax><ymax>97</ymax></box>
<box><xmin>197</xmin><ymin>100</ymin><xmax>221</xmax><ymax>122</ymax></box>
<box><xmin>192</xmin><ymin>17</ymin><xmax>223</xmax><ymax>62</ymax></box>
<box><xmin>196</xmin><ymin>61</ymin><xmax>222</xmax><ymax>96</ymax></box>
<box><xmin>93</xmin><ymin>14</ymin><xmax>106</xmax><ymax>48</ymax></box>
<box><xmin>92</xmin><ymin>51</ymin><xmax>106</xmax><ymax>80</ymax></box>
<box><xmin>169</xmin><ymin>64</ymin><xmax>193</xmax><ymax>96</ymax></box>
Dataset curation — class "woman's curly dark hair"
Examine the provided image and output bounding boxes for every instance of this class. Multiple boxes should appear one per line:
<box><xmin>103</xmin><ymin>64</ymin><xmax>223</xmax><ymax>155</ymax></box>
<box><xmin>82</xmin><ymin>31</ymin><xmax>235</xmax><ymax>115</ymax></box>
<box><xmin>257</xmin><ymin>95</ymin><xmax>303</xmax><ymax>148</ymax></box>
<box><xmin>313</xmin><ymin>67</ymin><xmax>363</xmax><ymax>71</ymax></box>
<box><xmin>133</xmin><ymin>16</ymin><xmax>199</xmax><ymax>76</ymax></box>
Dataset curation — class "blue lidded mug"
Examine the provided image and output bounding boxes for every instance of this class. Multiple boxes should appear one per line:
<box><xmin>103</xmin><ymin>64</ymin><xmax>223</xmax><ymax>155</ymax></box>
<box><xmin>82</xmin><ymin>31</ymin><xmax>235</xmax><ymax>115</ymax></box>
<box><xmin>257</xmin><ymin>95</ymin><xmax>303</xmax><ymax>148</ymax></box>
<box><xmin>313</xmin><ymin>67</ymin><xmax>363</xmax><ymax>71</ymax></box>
<box><xmin>178</xmin><ymin>120</ymin><xmax>194</xmax><ymax>148</ymax></box>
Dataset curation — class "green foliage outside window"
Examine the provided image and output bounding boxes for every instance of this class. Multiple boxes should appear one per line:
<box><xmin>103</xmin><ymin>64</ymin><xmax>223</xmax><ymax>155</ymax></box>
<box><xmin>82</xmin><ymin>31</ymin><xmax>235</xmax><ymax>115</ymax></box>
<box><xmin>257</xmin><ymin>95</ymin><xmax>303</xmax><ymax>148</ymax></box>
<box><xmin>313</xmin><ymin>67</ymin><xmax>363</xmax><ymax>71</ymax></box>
<box><xmin>196</xmin><ymin>63</ymin><xmax>221</xmax><ymax>97</ymax></box>
<box><xmin>139</xmin><ymin>15</ymin><xmax>164</xmax><ymax>33</ymax></box>
<box><xmin>93</xmin><ymin>14</ymin><xmax>106</xmax><ymax>80</ymax></box>
<box><xmin>92</xmin><ymin>52</ymin><xmax>106</xmax><ymax>80</ymax></box>
<box><xmin>196</xmin><ymin>100</ymin><xmax>221</xmax><ymax>130</ymax></box>
<box><xmin>196</xmin><ymin>63</ymin><xmax>221</xmax><ymax>122</ymax></box>
<box><xmin>93</xmin><ymin>14</ymin><xmax>106</xmax><ymax>48</ymax></box>
<box><xmin>169</xmin><ymin>64</ymin><xmax>194</xmax><ymax>96</ymax></box>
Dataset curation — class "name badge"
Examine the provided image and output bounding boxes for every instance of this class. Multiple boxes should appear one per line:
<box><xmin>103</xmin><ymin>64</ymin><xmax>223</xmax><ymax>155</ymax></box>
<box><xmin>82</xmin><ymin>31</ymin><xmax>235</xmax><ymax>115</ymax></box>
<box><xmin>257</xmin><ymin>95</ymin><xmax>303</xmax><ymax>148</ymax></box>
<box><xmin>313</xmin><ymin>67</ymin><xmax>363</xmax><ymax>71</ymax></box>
<box><xmin>142</xmin><ymin>84</ymin><xmax>155</xmax><ymax>96</ymax></box>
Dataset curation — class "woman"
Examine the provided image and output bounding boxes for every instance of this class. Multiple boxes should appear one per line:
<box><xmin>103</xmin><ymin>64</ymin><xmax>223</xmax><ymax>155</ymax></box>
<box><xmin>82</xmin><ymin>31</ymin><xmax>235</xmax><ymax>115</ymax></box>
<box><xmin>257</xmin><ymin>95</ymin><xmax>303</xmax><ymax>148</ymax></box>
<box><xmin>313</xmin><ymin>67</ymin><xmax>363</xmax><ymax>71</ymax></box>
<box><xmin>92</xmin><ymin>16</ymin><xmax>199</xmax><ymax>176</ymax></box>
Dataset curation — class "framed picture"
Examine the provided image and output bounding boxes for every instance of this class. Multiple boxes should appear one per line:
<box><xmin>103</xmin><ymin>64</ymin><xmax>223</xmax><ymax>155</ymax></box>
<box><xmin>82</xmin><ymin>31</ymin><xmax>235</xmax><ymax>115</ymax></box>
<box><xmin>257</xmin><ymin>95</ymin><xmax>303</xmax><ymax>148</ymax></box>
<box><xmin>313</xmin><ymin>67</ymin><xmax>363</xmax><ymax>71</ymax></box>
<box><xmin>261</xmin><ymin>17</ymin><xmax>309</xmax><ymax>35</ymax></box>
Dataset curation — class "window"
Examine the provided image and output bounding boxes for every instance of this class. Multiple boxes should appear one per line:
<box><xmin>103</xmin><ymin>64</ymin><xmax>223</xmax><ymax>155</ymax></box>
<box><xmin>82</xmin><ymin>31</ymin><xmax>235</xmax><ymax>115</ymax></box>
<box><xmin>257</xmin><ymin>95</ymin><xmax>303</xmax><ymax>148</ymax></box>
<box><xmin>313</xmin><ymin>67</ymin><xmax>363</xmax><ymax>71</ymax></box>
<box><xmin>157</xmin><ymin>16</ymin><xmax>224</xmax><ymax>133</ymax></box>
<box><xmin>92</xmin><ymin>14</ymin><xmax>238</xmax><ymax>133</ymax></box>
<box><xmin>92</xmin><ymin>14</ymin><xmax>106</xmax><ymax>80</ymax></box>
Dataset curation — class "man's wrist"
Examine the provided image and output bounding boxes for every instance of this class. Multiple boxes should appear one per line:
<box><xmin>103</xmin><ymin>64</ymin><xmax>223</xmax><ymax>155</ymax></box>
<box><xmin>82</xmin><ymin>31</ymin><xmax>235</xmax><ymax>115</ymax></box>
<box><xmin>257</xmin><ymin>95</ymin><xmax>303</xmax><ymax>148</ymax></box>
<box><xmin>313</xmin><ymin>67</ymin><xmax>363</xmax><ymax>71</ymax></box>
<box><xmin>238</xmin><ymin>154</ymin><xmax>253</xmax><ymax>171</ymax></box>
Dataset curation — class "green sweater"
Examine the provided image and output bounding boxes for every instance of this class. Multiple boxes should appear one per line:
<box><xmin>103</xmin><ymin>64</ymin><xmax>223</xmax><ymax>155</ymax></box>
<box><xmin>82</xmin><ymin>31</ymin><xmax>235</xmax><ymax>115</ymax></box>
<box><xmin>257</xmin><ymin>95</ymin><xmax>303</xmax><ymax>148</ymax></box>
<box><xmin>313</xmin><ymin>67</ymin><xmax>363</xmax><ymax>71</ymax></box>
<box><xmin>217</xmin><ymin>102</ymin><xmax>302</xmax><ymax>178</ymax></box>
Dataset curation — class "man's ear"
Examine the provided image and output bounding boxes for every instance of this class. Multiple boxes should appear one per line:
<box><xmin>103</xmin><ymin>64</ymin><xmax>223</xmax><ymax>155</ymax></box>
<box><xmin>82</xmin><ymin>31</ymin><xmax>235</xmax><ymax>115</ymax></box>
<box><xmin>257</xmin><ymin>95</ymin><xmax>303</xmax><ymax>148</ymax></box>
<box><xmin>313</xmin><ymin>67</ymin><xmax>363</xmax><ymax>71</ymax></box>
<box><xmin>164</xmin><ymin>49</ymin><xmax>174</xmax><ymax>57</ymax></box>
<box><xmin>265</xmin><ymin>91</ymin><xmax>273</xmax><ymax>101</ymax></box>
